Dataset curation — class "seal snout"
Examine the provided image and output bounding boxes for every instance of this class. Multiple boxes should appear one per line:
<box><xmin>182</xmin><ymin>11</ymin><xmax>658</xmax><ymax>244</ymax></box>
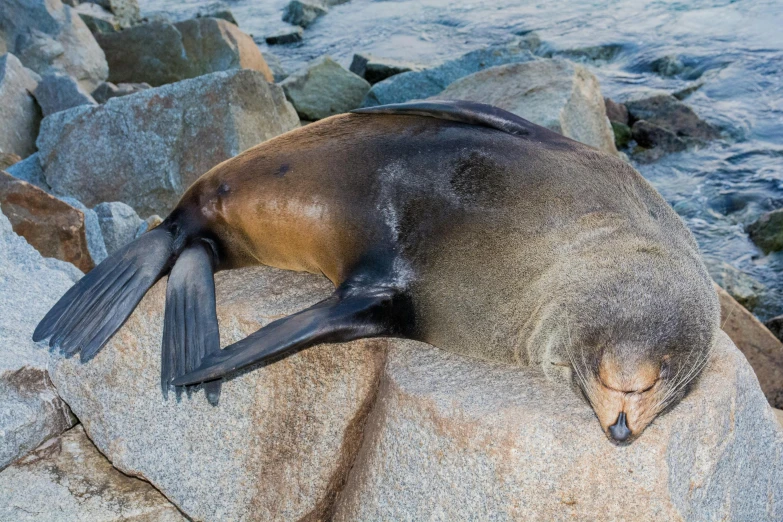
<box><xmin>609</xmin><ymin>412</ymin><xmax>631</xmax><ymax>442</ymax></box>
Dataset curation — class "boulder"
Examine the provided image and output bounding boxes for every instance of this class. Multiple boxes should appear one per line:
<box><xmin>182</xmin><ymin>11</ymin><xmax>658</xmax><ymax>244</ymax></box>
<box><xmin>282</xmin><ymin>0</ymin><xmax>328</xmax><ymax>28</ymax></box>
<box><xmin>96</xmin><ymin>18</ymin><xmax>274</xmax><ymax>87</ymax></box>
<box><xmin>74</xmin><ymin>3</ymin><xmax>121</xmax><ymax>34</ymax></box>
<box><xmin>49</xmin><ymin>266</ymin><xmax>388</xmax><ymax>521</ymax></box>
<box><xmin>36</xmin><ymin>69</ymin><xmax>299</xmax><ymax>216</ymax></box>
<box><xmin>349</xmin><ymin>53</ymin><xmax>423</xmax><ymax>84</ymax></box>
<box><xmin>60</xmin><ymin>196</ymin><xmax>108</xmax><ymax>266</ymax></box>
<box><xmin>362</xmin><ymin>38</ymin><xmax>539</xmax><ymax>107</ymax></box>
<box><xmin>33</xmin><ymin>72</ymin><xmax>97</xmax><ymax>117</ymax></box>
<box><xmin>604</xmin><ymin>97</ymin><xmax>629</xmax><ymax>124</ymax></box>
<box><xmin>713</xmin><ymin>262</ymin><xmax>764</xmax><ymax>312</ymax></box>
<box><xmin>625</xmin><ymin>94</ymin><xmax>719</xmax><ymax>141</ymax></box>
<box><xmin>334</xmin><ymin>332</ymin><xmax>783</xmax><ymax>520</ymax></box>
<box><xmin>0</xmin><ymin>209</ymin><xmax>80</xmax><ymax>470</ymax></box>
<box><xmin>281</xmin><ymin>56</ymin><xmax>370</xmax><ymax>120</ymax></box>
<box><xmin>432</xmin><ymin>59</ymin><xmax>618</xmax><ymax>155</ymax></box>
<box><xmin>746</xmin><ymin>208</ymin><xmax>783</xmax><ymax>254</ymax></box>
<box><xmin>81</xmin><ymin>0</ymin><xmax>140</xmax><ymax>28</ymax></box>
<box><xmin>766</xmin><ymin>315</ymin><xmax>783</xmax><ymax>343</ymax></box>
<box><xmin>0</xmin><ymin>171</ymin><xmax>94</xmax><ymax>272</ymax></box>
<box><xmin>6</xmin><ymin>153</ymin><xmax>49</xmax><ymax>191</ymax></box>
<box><xmin>265</xmin><ymin>27</ymin><xmax>304</xmax><ymax>45</ymax></box>
<box><xmin>143</xmin><ymin>2</ymin><xmax>237</xmax><ymax>26</ymax></box>
<box><xmin>0</xmin><ymin>426</ymin><xmax>186</xmax><ymax>521</ymax></box>
<box><xmin>90</xmin><ymin>81</ymin><xmax>150</xmax><ymax>103</ymax></box>
<box><xmin>0</xmin><ymin>54</ymin><xmax>41</xmax><ymax>158</ymax></box>
<box><xmin>262</xmin><ymin>51</ymin><xmax>288</xmax><ymax>82</ymax></box>
<box><xmin>93</xmin><ymin>201</ymin><xmax>143</xmax><ymax>255</ymax></box>
<box><xmin>716</xmin><ymin>284</ymin><xmax>783</xmax><ymax>408</ymax></box>
<box><xmin>0</xmin><ymin>152</ymin><xmax>21</xmax><ymax>170</ymax></box>
<box><xmin>631</xmin><ymin>120</ymin><xmax>687</xmax><ymax>162</ymax></box>
<box><xmin>0</xmin><ymin>0</ymin><xmax>108</xmax><ymax>92</ymax></box>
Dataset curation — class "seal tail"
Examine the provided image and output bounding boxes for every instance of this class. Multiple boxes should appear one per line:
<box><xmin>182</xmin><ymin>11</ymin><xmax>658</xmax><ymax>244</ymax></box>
<box><xmin>161</xmin><ymin>241</ymin><xmax>222</xmax><ymax>405</ymax></box>
<box><xmin>33</xmin><ymin>226</ymin><xmax>175</xmax><ymax>362</ymax></box>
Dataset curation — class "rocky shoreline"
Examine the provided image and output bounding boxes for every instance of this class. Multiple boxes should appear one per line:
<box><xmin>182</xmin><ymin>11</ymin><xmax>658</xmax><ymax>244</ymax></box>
<box><xmin>1</xmin><ymin>0</ymin><xmax>782</xmax><ymax>520</ymax></box>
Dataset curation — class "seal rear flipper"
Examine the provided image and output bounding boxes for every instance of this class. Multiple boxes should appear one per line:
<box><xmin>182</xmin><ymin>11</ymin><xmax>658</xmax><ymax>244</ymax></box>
<box><xmin>33</xmin><ymin>227</ymin><xmax>175</xmax><ymax>361</ymax></box>
<box><xmin>352</xmin><ymin>100</ymin><xmax>536</xmax><ymax>137</ymax></box>
<box><xmin>170</xmin><ymin>285</ymin><xmax>412</xmax><ymax>386</ymax></box>
<box><xmin>161</xmin><ymin>241</ymin><xmax>222</xmax><ymax>405</ymax></box>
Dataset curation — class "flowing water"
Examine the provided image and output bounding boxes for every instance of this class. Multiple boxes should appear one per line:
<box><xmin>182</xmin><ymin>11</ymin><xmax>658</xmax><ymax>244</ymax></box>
<box><xmin>142</xmin><ymin>0</ymin><xmax>783</xmax><ymax>319</ymax></box>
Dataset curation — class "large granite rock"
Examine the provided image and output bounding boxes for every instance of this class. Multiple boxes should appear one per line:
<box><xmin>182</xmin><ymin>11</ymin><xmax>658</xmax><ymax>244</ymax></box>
<box><xmin>6</xmin><ymin>153</ymin><xmax>48</xmax><ymax>190</ymax></box>
<box><xmin>93</xmin><ymin>201</ymin><xmax>143</xmax><ymax>255</ymax></box>
<box><xmin>37</xmin><ymin>69</ymin><xmax>299</xmax><ymax>216</ymax></box>
<box><xmin>0</xmin><ymin>171</ymin><xmax>95</xmax><ymax>272</ymax></box>
<box><xmin>281</xmin><ymin>56</ymin><xmax>371</xmax><ymax>120</ymax></box>
<box><xmin>49</xmin><ymin>266</ymin><xmax>388</xmax><ymax>521</ymax></box>
<box><xmin>96</xmin><ymin>18</ymin><xmax>274</xmax><ymax>87</ymax></box>
<box><xmin>0</xmin><ymin>210</ymin><xmax>80</xmax><ymax>470</ymax></box>
<box><xmin>433</xmin><ymin>59</ymin><xmax>618</xmax><ymax>155</ymax></box>
<box><xmin>335</xmin><ymin>332</ymin><xmax>783</xmax><ymax>520</ymax></box>
<box><xmin>0</xmin><ymin>426</ymin><xmax>185</xmax><ymax>521</ymax></box>
<box><xmin>746</xmin><ymin>208</ymin><xmax>783</xmax><ymax>254</ymax></box>
<box><xmin>0</xmin><ymin>54</ymin><xmax>41</xmax><ymax>158</ymax></box>
<box><xmin>0</xmin><ymin>0</ymin><xmax>109</xmax><ymax>92</ymax></box>
<box><xmin>33</xmin><ymin>72</ymin><xmax>97</xmax><ymax>117</ymax></box>
<box><xmin>716</xmin><ymin>284</ymin><xmax>783</xmax><ymax>408</ymax></box>
<box><xmin>362</xmin><ymin>38</ymin><xmax>539</xmax><ymax>107</ymax></box>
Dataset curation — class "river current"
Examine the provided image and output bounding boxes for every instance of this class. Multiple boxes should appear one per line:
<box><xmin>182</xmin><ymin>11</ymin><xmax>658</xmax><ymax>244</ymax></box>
<box><xmin>142</xmin><ymin>0</ymin><xmax>783</xmax><ymax>320</ymax></box>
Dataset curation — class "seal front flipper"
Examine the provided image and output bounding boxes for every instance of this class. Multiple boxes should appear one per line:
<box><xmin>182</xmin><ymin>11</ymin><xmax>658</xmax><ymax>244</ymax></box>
<box><xmin>33</xmin><ymin>227</ymin><xmax>176</xmax><ymax>361</ymax></box>
<box><xmin>161</xmin><ymin>241</ymin><xmax>222</xmax><ymax>405</ymax></box>
<box><xmin>170</xmin><ymin>285</ymin><xmax>413</xmax><ymax>386</ymax></box>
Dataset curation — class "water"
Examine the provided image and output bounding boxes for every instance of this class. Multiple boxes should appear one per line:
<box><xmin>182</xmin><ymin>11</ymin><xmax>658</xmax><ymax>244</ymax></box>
<box><xmin>142</xmin><ymin>0</ymin><xmax>783</xmax><ymax>319</ymax></box>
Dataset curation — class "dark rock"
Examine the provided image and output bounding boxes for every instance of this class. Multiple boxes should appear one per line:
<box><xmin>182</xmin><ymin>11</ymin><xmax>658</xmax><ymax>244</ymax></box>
<box><xmin>746</xmin><ymin>209</ymin><xmax>783</xmax><ymax>254</ymax></box>
<box><xmin>0</xmin><ymin>54</ymin><xmax>41</xmax><ymax>159</ymax></box>
<box><xmin>74</xmin><ymin>3</ymin><xmax>121</xmax><ymax>34</ymax></box>
<box><xmin>283</xmin><ymin>0</ymin><xmax>328</xmax><ymax>28</ymax></box>
<box><xmin>0</xmin><ymin>0</ymin><xmax>108</xmax><ymax>91</ymax></box>
<box><xmin>604</xmin><ymin>97</ymin><xmax>628</xmax><ymax>124</ymax></box>
<box><xmin>766</xmin><ymin>316</ymin><xmax>783</xmax><ymax>343</ymax></box>
<box><xmin>96</xmin><ymin>18</ymin><xmax>274</xmax><ymax>87</ymax></box>
<box><xmin>33</xmin><ymin>73</ymin><xmax>97</xmax><ymax>117</ymax></box>
<box><xmin>281</xmin><ymin>56</ymin><xmax>370</xmax><ymax>120</ymax></box>
<box><xmin>625</xmin><ymin>94</ymin><xmax>719</xmax><ymax>141</ymax></box>
<box><xmin>362</xmin><ymin>38</ymin><xmax>539</xmax><ymax>107</ymax></box>
<box><xmin>81</xmin><ymin>0</ymin><xmax>140</xmax><ymax>28</ymax></box>
<box><xmin>556</xmin><ymin>43</ymin><xmax>624</xmax><ymax>62</ymax></box>
<box><xmin>632</xmin><ymin>120</ymin><xmax>687</xmax><ymax>152</ymax></box>
<box><xmin>611</xmin><ymin>121</ymin><xmax>632</xmax><ymax>149</ymax></box>
<box><xmin>91</xmin><ymin>81</ymin><xmax>151</xmax><ymax>103</ymax></box>
<box><xmin>349</xmin><ymin>53</ymin><xmax>423</xmax><ymax>84</ymax></box>
<box><xmin>265</xmin><ymin>27</ymin><xmax>304</xmax><ymax>45</ymax></box>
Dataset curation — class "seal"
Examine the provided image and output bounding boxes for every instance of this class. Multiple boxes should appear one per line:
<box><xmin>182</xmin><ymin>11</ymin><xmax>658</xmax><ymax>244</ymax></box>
<box><xmin>34</xmin><ymin>100</ymin><xmax>720</xmax><ymax>442</ymax></box>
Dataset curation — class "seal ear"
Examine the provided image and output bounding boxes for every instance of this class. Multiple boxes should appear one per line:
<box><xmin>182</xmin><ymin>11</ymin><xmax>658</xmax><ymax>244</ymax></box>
<box><xmin>170</xmin><ymin>285</ymin><xmax>412</xmax><ymax>386</ymax></box>
<box><xmin>161</xmin><ymin>241</ymin><xmax>222</xmax><ymax>405</ymax></box>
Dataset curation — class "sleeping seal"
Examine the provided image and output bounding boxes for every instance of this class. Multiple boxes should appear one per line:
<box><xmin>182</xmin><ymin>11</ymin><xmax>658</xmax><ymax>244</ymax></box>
<box><xmin>34</xmin><ymin>100</ymin><xmax>720</xmax><ymax>443</ymax></box>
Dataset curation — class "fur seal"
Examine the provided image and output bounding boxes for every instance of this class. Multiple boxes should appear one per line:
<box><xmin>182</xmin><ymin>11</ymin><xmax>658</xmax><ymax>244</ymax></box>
<box><xmin>34</xmin><ymin>100</ymin><xmax>720</xmax><ymax>443</ymax></box>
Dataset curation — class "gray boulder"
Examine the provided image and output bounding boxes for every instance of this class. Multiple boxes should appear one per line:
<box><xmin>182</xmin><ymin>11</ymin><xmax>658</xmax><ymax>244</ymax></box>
<box><xmin>362</xmin><ymin>38</ymin><xmax>538</xmax><ymax>107</ymax></box>
<box><xmin>265</xmin><ymin>27</ymin><xmax>304</xmax><ymax>45</ymax></box>
<box><xmin>50</xmin><ymin>266</ymin><xmax>388</xmax><ymax>521</ymax></box>
<box><xmin>746</xmin><ymin>208</ymin><xmax>783</xmax><ymax>254</ymax></box>
<box><xmin>0</xmin><ymin>209</ymin><xmax>80</xmax><ymax>470</ymax></box>
<box><xmin>626</xmin><ymin>94</ymin><xmax>719</xmax><ymax>141</ymax></box>
<box><xmin>0</xmin><ymin>0</ymin><xmax>109</xmax><ymax>92</ymax></box>
<box><xmin>74</xmin><ymin>3</ymin><xmax>121</xmax><ymax>34</ymax></box>
<box><xmin>335</xmin><ymin>333</ymin><xmax>783</xmax><ymax>520</ymax></box>
<box><xmin>36</xmin><ymin>69</ymin><xmax>299</xmax><ymax>216</ymax></box>
<box><xmin>96</xmin><ymin>18</ymin><xmax>274</xmax><ymax>87</ymax></box>
<box><xmin>33</xmin><ymin>72</ymin><xmax>97</xmax><ymax>117</ymax></box>
<box><xmin>60</xmin><ymin>197</ymin><xmax>108</xmax><ymax>266</ymax></box>
<box><xmin>432</xmin><ymin>59</ymin><xmax>618</xmax><ymax>155</ymax></box>
<box><xmin>349</xmin><ymin>53</ymin><xmax>423</xmax><ymax>84</ymax></box>
<box><xmin>262</xmin><ymin>51</ymin><xmax>289</xmax><ymax>82</ymax></box>
<box><xmin>632</xmin><ymin>120</ymin><xmax>687</xmax><ymax>162</ymax></box>
<box><xmin>0</xmin><ymin>426</ymin><xmax>186</xmax><ymax>521</ymax></box>
<box><xmin>282</xmin><ymin>0</ymin><xmax>328</xmax><ymax>28</ymax></box>
<box><xmin>6</xmin><ymin>153</ymin><xmax>49</xmax><ymax>191</ymax></box>
<box><xmin>93</xmin><ymin>201</ymin><xmax>143</xmax><ymax>255</ymax></box>
<box><xmin>0</xmin><ymin>54</ymin><xmax>41</xmax><ymax>158</ymax></box>
<box><xmin>91</xmin><ymin>81</ymin><xmax>150</xmax><ymax>103</ymax></box>
<box><xmin>281</xmin><ymin>55</ymin><xmax>370</xmax><ymax>120</ymax></box>
<box><xmin>81</xmin><ymin>0</ymin><xmax>140</xmax><ymax>28</ymax></box>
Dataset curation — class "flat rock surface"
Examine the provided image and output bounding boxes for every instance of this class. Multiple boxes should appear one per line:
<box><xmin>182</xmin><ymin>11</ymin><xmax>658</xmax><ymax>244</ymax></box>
<box><xmin>37</xmin><ymin>69</ymin><xmax>299</xmax><ymax>216</ymax></box>
<box><xmin>335</xmin><ymin>332</ymin><xmax>783</xmax><ymax>521</ymax></box>
<box><xmin>0</xmin><ymin>0</ymin><xmax>108</xmax><ymax>91</ymax></box>
<box><xmin>433</xmin><ymin>58</ymin><xmax>618</xmax><ymax>155</ymax></box>
<box><xmin>0</xmin><ymin>54</ymin><xmax>41</xmax><ymax>158</ymax></box>
<box><xmin>50</xmin><ymin>266</ymin><xmax>388</xmax><ymax>521</ymax></box>
<box><xmin>0</xmin><ymin>426</ymin><xmax>185</xmax><ymax>521</ymax></box>
<box><xmin>0</xmin><ymin>210</ymin><xmax>80</xmax><ymax>470</ymax></box>
<box><xmin>96</xmin><ymin>18</ymin><xmax>273</xmax><ymax>86</ymax></box>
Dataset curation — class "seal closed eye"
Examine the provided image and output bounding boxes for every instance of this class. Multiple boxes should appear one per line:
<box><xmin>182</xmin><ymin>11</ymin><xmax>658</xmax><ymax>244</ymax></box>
<box><xmin>33</xmin><ymin>100</ymin><xmax>719</xmax><ymax>442</ymax></box>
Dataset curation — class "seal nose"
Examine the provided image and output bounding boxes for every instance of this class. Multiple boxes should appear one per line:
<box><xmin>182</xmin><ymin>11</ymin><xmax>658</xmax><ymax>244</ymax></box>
<box><xmin>609</xmin><ymin>412</ymin><xmax>631</xmax><ymax>442</ymax></box>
